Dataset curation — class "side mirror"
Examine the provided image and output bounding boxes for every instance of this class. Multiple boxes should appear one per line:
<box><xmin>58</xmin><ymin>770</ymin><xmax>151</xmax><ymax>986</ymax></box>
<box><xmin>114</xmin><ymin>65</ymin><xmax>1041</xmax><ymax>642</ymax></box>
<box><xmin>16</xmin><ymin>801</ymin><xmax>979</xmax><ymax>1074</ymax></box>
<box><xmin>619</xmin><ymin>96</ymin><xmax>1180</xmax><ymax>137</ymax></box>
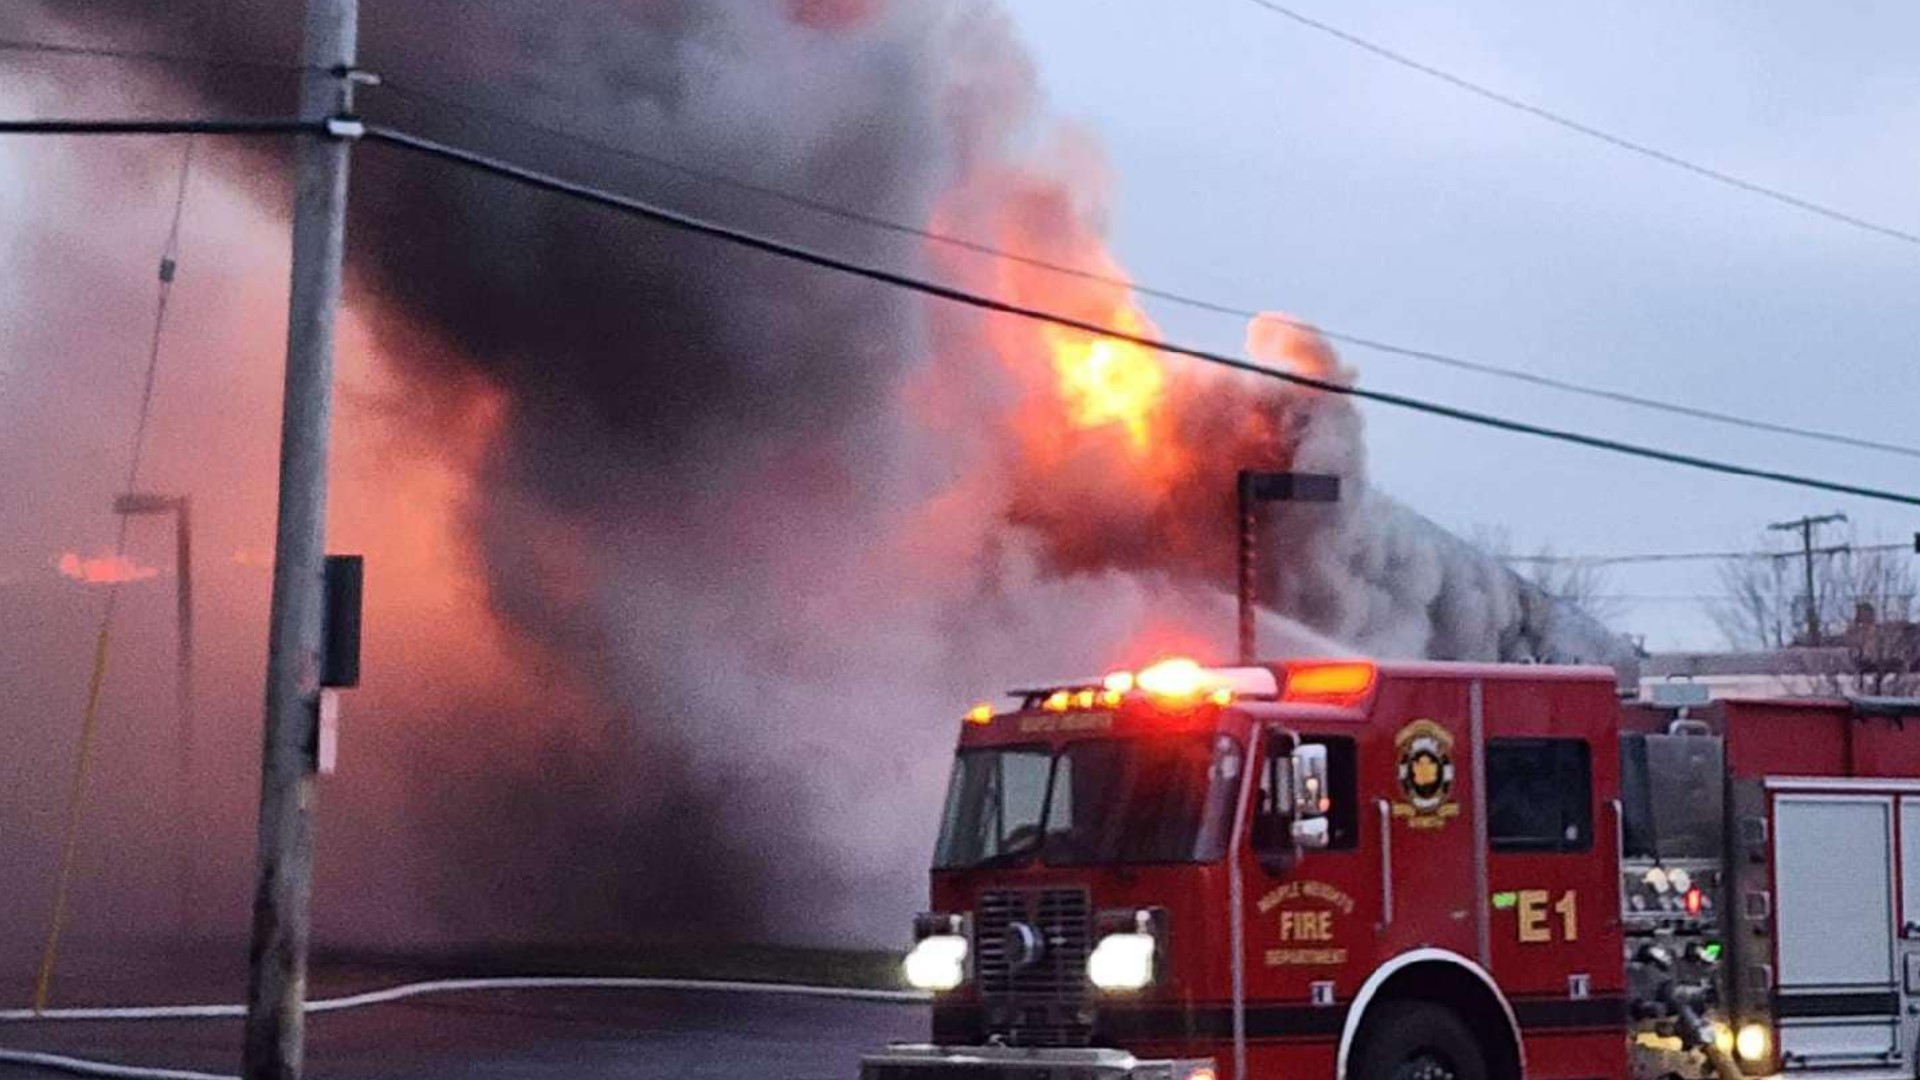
<box><xmin>1291</xmin><ymin>744</ymin><xmax>1330</xmax><ymax>821</ymax></box>
<box><xmin>1290</xmin><ymin>816</ymin><xmax>1330</xmax><ymax>850</ymax></box>
<box><xmin>1258</xmin><ymin>737</ymin><xmax>1331</xmax><ymax>872</ymax></box>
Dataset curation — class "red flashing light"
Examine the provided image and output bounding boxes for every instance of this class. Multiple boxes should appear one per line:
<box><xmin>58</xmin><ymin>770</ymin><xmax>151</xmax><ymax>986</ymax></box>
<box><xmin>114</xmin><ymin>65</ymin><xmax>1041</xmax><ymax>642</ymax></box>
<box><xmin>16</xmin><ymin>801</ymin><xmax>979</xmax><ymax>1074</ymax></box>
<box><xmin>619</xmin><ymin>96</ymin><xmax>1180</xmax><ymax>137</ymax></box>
<box><xmin>1281</xmin><ymin>661</ymin><xmax>1378</xmax><ymax>707</ymax></box>
<box><xmin>1684</xmin><ymin>887</ymin><xmax>1704</xmax><ymax>917</ymax></box>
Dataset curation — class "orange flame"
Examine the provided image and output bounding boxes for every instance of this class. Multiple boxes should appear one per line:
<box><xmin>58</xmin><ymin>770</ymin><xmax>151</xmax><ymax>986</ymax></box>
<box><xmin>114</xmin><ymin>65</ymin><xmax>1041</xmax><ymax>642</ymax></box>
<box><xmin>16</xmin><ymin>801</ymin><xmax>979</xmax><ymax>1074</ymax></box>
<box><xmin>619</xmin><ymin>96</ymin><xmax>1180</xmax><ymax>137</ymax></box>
<box><xmin>1043</xmin><ymin>317</ymin><xmax>1164</xmax><ymax>452</ymax></box>
<box><xmin>925</xmin><ymin>140</ymin><xmax>1339</xmax><ymax>591</ymax></box>
<box><xmin>941</xmin><ymin>166</ymin><xmax>1179</xmax><ymax>479</ymax></box>
<box><xmin>56</xmin><ymin>551</ymin><xmax>159</xmax><ymax>585</ymax></box>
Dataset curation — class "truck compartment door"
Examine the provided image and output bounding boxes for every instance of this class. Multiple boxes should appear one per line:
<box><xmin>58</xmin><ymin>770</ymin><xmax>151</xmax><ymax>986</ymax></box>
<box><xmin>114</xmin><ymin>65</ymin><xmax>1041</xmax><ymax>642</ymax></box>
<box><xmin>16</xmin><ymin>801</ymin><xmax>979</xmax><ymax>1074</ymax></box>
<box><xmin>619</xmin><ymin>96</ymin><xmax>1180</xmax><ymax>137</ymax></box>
<box><xmin>1773</xmin><ymin>794</ymin><xmax>1898</xmax><ymax>1067</ymax></box>
<box><xmin>1894</xmin><ymin>799</ymin><xmax>1920</xmax><ymax>1069</ymax></box>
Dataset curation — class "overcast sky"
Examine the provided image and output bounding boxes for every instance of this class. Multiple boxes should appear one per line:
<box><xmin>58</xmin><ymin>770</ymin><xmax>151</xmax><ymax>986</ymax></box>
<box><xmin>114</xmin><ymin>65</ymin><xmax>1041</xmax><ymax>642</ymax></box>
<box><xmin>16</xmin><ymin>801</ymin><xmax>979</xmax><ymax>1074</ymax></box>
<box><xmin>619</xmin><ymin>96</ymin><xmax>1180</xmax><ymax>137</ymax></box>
<box><xmin>1005</xmin><ymin>0</ymin><xmax>1920</xmax><ymax>652</ymax></box>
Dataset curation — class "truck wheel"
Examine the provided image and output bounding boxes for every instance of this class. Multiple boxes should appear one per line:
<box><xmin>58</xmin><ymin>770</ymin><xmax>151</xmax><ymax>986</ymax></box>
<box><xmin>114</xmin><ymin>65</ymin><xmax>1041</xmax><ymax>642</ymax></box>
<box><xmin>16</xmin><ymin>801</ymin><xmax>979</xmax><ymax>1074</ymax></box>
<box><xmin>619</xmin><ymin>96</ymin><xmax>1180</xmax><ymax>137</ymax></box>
<box><xmin>1350</xmin><ymin>1001</ymin><xmax>1489</xmax><ymax>1080</ymax></box>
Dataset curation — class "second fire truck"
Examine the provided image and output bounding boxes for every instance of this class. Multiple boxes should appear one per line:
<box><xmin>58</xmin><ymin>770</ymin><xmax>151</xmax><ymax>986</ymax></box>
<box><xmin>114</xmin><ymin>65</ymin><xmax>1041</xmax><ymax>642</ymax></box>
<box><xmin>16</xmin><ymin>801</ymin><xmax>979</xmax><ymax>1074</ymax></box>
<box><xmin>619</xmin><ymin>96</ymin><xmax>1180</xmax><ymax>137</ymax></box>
<box><xmin>864</xmin><ymin>656</ymin><xmax>1920</xmax><ymax>1080</ymax></box>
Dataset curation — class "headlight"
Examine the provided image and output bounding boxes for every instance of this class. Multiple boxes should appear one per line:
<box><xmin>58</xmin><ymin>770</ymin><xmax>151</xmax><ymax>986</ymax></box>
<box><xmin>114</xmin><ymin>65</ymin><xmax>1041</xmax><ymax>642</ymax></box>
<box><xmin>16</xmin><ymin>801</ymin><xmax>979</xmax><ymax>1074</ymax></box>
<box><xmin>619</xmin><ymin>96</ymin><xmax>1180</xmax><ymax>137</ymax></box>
<box><xmin>903</xmin><ymin>933</ymin><xmax>968</xmax><ymax>992</ymax></box>
<box><xmin>1712</xmin><ymin>1021</ymin><xmax>1735</xmax><ymax>1057</ymax></box>
<box><xmin>1088</xmin><ymin>931</ymin><xmax>1157</xmax><ymax>991</ymax></box>
<box><xmin>1734</xmin><ymin>1023</ymin><xmax>1771</xmax><ymax>1064</ymax></box>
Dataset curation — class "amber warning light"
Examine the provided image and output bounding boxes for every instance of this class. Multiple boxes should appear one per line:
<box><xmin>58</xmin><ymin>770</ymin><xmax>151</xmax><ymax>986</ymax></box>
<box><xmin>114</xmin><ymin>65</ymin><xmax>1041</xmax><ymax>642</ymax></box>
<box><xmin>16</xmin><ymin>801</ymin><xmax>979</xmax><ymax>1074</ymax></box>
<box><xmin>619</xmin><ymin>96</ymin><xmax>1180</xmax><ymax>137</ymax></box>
<box><xmin>1280</xmin><ymin>661</ymin><xmax>1377</xmax><ymax>708</ymax></box>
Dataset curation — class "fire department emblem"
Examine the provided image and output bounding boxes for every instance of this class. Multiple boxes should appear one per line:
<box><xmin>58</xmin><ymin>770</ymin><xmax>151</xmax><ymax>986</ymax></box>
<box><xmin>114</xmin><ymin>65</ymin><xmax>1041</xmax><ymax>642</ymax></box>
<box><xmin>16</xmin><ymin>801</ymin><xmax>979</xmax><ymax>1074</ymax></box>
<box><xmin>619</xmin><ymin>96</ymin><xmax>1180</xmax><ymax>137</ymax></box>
<box><xmin>1392</xmin><ymin>719</ymin><xmax>1459</xmax><ymax>829</ymax></box>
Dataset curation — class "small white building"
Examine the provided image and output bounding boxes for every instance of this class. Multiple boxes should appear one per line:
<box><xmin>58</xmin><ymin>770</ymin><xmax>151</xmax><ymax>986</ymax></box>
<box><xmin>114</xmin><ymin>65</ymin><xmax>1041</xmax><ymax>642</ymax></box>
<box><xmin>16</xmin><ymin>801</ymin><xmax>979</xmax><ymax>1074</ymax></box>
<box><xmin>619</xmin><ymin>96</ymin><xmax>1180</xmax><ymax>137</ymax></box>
<box><xmin>1640</xmin><ymin>647</ymin><xmax>1853</xmax><ymax>700</ymax></box>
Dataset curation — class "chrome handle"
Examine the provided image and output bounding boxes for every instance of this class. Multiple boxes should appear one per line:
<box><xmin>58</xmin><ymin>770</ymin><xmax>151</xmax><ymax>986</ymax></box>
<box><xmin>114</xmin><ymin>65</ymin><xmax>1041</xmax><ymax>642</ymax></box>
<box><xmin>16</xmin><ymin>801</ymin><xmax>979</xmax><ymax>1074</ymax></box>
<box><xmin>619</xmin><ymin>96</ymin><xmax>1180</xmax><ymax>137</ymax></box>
<box><xmin>1610</xmin><ymin>798</ymin><xmax>1626</xmax><ymax>920</ymax></box>
<box><xmin>1377</xmin><ymin>798</ymin><xmax>1394</xmax><ymax>930</ymax></box>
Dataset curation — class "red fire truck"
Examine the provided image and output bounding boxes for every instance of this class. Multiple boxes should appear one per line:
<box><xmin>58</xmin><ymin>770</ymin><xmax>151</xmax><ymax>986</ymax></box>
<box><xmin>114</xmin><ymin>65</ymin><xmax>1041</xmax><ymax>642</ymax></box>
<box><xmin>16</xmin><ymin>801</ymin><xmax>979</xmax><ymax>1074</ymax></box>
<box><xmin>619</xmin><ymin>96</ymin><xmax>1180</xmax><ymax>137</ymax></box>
<box><xmin>862</xmin><ymin>657</ymin><xmax>1920</xmax><ymax>1080</ymax></box>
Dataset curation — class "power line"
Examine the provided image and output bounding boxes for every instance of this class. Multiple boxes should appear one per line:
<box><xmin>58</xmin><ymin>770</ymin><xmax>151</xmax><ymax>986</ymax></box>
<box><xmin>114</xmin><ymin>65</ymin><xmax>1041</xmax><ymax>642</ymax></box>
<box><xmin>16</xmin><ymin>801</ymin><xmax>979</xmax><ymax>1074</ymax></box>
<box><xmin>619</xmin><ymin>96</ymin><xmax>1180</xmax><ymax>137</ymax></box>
<box><xmin>359</xmin><ymin>124</ymin><xmax>1920</xmax><ymax>509</ymax></box>
<box><xmin>1239</xmin><ymin>0</ymin><xmax>1920</xmax><ymax>251</ymax></box>
<box><xmin>1540</xmin><ymin>593</ymin><xmax>1725</xmax><ymax>605</ymax></box>
<box><xmin>1591</xmin><ymin>595</ymin><xmax>1725</xmax><ymax>604</ymax></box>
<box><xmin>12</xmin><ymin>113</ymin><xmax>1919</xmax><ymax>508</ymax></box>
<box><xmin>366</xmin><ymin>77</ymin><xmax>1920</xmax><ymax>464</ymax></box>
<box><xmin>0</xmin><ymin>35</ymin><xmax>308</xmax><ymax>74</ymax></box>
<box><xmin>1508</xmin><ymin>541</ymin><xmax>1909</xmax><ymax>566</ymax></box>
<box><xmin>0</xmin><ymin>118</ymin><xmax>324</xmax><ymax>137</ymax></box>
<box><xmin>1576</xmin><ymin>591</ymin><xmax>1913</xmax><ymax>604</ymax></box>
<box><xmin>123</xmin><ymin>139</ymin><xmax>197</xmax><ymax>494</ymax></box>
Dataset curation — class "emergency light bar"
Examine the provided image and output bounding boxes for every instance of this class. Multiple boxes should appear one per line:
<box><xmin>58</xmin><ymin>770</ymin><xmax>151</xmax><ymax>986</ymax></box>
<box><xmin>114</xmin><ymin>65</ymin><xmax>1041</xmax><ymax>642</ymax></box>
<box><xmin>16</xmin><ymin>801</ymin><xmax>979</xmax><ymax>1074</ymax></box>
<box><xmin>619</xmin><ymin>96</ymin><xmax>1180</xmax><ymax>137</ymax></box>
<box><xmin>967</xmin><ymin>658</ymin><xmax>1379</xmax><ymax>725</ymax></box>
<box><xmin>1001</xmin><ymin>658</ymin><xmax>1281</xmax><ymax>715</ymax></box>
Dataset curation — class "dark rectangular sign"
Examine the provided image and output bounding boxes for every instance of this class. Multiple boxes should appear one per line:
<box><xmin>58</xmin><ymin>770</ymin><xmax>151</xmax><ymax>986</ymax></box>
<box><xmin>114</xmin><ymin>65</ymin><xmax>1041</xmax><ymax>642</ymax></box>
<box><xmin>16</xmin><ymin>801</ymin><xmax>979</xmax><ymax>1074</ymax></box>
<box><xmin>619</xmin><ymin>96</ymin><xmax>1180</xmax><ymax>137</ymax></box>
<box><xmin>322</xmin><ymin>554</ymin><xmax>363</xmax><ymax>689</ymax></box>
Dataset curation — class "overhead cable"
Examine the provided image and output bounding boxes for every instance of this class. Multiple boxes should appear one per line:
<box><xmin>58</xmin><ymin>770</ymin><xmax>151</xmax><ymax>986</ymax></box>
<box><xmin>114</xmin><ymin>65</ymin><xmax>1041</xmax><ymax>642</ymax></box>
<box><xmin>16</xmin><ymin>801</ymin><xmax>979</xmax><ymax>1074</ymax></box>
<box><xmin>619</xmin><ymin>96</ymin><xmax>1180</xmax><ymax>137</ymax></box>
<box><xmin>1239</xmin><ymin>0</ymin><xmax>1920</xmax><ymax>250</ymax></box>
<box><xmin>0</xmin><ymin>35</ymin><xmax>307</xmax><ymax>74</ymax></box>
<box><xmin>1506</xmin><ymin>541</ymin><xmax>1909</xmax><ymax>566</ymax></box>
<box><xmin>0</xmin><ymin>118</ymin><xmax>325</xmax><ymax>137</ymax></box>
<box><xmin>5</xmin><ymin>111</ymin><xmax>1914</xmax><ymax>505</ymax></box>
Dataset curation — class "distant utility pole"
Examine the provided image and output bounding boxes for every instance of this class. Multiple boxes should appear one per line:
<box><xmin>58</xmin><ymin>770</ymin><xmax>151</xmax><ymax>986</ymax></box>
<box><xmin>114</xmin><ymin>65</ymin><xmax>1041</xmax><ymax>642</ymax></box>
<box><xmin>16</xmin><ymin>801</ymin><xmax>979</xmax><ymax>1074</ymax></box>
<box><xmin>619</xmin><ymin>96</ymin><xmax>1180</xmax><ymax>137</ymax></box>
<box><xmin>1769</xmin><ymin>512</ymin><xmax>1848</xmax><ymax>646</ymax></box>
<box><xmin>241</xmin><ymin>0</ymin><xmax>359</xmax><ymax>1076</ymax></box>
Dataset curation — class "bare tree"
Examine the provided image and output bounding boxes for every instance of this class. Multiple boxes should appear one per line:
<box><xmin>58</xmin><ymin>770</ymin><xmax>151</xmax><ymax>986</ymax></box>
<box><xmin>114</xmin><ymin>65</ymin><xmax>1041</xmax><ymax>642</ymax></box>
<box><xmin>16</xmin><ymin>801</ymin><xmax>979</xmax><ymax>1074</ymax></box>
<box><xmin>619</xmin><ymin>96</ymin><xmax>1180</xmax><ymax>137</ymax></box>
<box><xmin>1713</xmin><ymin>531</ymin><xmax>1920</xmax><ymax>696</ymax></box>
<box><xmin>1522</xmin><ymin>551</ymin><xmax>1622</xmax><ymax>628</ymax></box>
<box><xmin>1833</xmin><ymin>546</ymin><xmax>1920</xmax><ymax>696</ymax></box>
<box><xmin>1472</xmin><ymin>526</ymin><xmax>1623</xmax><ymax>628</ymax></box>
<box><xmin>1713</xmin><ymin>553</ymin><xmax>1797</xmax><ymax>652</ymax></box>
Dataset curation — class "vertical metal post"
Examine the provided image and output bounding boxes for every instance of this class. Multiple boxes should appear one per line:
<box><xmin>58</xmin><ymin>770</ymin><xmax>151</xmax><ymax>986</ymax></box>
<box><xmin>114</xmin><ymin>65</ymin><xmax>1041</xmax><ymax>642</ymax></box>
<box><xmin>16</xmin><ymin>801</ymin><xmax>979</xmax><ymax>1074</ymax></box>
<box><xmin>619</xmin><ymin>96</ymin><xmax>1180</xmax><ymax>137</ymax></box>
<box><xmin>241</xmin><ymin>1</ymin><xmax>357</xmax><ymax>1076</ymax></box>
<box><xmin>1469</xmin><ymin>680</ymin><xmax>1490</xmax><ymax>969</ymax></box>
<box><xmin>1235</xmin><ymin>471</ymin><xmax>1340</xmax><ymax>665</ymax></box>
<box><xmin>1237</xmin><ymin>471</ymin><xmax>1257</xmax><ymax>665</ymax></box>
<box><xmin>175</xmin><ymin>497</ymin><xmax>195</xmax><ymax>942</ymax></box>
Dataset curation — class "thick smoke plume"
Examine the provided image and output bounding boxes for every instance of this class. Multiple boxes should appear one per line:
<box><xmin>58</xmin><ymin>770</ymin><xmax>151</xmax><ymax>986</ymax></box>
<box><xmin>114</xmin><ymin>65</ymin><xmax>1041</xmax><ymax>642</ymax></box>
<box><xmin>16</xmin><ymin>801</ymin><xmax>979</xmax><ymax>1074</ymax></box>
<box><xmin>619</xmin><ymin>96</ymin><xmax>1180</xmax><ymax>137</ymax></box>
<box><xmin>0</xmin><ymin>0</ymin><xmax>1626</xmax><ymax>972</ymax></box>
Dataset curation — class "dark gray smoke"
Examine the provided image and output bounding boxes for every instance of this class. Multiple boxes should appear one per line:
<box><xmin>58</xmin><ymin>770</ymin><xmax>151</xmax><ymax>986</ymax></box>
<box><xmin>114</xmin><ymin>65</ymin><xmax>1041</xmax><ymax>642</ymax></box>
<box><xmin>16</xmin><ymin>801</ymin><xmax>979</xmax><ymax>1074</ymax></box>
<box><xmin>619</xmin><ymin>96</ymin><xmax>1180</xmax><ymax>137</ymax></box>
<box><xmin>1</xmin><ymin>0</ymin><xmax>981</xmax><ymax>954</ymax></box>
<box><xmin>0</xmin><ymin>0</ymin><xmax>1631</xmax><ymax>972</ymax></box>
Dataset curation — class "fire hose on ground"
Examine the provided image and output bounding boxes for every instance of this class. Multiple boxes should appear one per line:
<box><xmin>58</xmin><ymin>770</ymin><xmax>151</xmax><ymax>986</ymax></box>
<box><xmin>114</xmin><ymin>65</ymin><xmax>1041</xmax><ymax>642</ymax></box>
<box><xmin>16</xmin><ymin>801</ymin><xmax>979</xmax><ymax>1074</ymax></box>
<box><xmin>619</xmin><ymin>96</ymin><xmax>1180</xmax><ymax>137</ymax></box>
<box><xmin>0</xmin><ymin>976</ymin><xmax>931</xmax><ymax>1080</ymax></box>
<box><xmin>1668</xmin><ymin>995</ymin><xmax>1746</xmax><ymax>1080</ymax></box>
<box><xmin>1636</xmin><ymin>942</ymin><xmax>1746</xmax><ymax>1080</ymax></box>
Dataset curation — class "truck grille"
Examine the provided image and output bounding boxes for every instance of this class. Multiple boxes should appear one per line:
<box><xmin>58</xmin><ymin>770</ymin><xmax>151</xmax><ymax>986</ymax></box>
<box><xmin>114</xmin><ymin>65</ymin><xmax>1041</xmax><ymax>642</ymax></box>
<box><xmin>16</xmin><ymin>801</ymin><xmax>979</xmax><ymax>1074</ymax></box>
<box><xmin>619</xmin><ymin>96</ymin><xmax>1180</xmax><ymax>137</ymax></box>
<box><xmin>975</xmin><ymin>888</ymin><xmax>1092</xmax><ymax>1047</ymax></box>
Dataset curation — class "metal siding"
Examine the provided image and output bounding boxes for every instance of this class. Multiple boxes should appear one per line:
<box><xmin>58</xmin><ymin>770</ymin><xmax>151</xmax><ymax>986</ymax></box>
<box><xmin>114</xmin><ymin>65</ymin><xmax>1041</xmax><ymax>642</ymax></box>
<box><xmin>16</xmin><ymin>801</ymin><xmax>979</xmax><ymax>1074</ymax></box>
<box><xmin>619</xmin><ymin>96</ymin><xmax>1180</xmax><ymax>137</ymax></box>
<box><xmin>1901</xmin><ymin>800</ymin><xmax>1920</xmax><ymax>931</ymax></box>
<box><xmin>1774</xmin><ymin>795</ymin><xmax>1897</xmax><ymax>1065</ymax></box>
<box><xmin>1778</xmin><ymin>1021</ymin><xmax>1898</xmax><ymax>1060</ymax></box>
<box><xmin>1774</xmin><ymin>797</ymin><xmax>1894</xmax><ymax>988</ymax></box>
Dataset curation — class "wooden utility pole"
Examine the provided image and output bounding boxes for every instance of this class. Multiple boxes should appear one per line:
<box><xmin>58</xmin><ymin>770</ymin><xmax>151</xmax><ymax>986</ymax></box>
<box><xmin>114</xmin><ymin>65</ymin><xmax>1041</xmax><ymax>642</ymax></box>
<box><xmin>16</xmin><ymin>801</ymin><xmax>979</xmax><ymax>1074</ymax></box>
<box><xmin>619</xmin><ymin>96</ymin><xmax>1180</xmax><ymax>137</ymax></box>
<box><xmin>241</xmin><ymin>0</ymin><xmax>358</xmax><ymax>1075</ymax></box>
<box><xmin>1769</xmin><ymin>512</ymin><xmax>1847</xmax><ymax>646</ymax></box>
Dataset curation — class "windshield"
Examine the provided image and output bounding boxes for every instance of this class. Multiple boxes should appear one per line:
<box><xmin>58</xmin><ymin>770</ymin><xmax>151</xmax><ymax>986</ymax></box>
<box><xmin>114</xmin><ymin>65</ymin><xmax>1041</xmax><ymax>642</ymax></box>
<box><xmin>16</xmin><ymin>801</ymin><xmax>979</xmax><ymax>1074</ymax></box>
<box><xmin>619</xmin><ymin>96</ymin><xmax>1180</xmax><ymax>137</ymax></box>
<box><xmin>1620</xmin><ymin>733</ymin><xmax>1724</xmax><ymax>860</ymax></box>
<box><xmin>932</xmin><ymin>735</ymin><xmax>1243</xmax><ymax>869</ymax></box>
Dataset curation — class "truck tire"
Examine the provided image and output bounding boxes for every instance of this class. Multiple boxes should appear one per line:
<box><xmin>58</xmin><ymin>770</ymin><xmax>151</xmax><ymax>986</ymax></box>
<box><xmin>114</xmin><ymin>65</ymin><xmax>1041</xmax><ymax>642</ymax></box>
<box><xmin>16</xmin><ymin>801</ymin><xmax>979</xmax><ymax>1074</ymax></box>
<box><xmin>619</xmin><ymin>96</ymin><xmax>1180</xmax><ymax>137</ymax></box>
<box><xmin>1350</xmin><ymin>1001</ymin><xmax>1489</xmax><ymax>1080</ymax></box>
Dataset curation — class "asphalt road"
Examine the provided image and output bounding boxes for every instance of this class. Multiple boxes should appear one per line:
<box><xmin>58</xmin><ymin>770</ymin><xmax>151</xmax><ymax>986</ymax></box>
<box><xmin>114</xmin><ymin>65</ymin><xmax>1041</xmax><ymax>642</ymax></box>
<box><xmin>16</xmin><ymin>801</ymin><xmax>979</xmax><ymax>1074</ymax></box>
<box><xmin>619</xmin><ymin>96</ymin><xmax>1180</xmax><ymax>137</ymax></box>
<box><xmin>0</xmin><ymin>988</ymin><xmax>924</xmax><ymax>1079</ymax></box>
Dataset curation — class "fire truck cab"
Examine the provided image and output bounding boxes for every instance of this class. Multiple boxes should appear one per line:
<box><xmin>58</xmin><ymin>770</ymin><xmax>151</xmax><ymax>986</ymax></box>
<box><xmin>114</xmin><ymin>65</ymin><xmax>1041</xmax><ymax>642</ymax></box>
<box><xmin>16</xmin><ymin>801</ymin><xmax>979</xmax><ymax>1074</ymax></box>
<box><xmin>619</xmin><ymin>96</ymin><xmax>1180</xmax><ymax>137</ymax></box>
<box><xmin>863</xmin><ymin>657</ymin><xmax>1920</xmax><ymax>1080</ymax></box>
